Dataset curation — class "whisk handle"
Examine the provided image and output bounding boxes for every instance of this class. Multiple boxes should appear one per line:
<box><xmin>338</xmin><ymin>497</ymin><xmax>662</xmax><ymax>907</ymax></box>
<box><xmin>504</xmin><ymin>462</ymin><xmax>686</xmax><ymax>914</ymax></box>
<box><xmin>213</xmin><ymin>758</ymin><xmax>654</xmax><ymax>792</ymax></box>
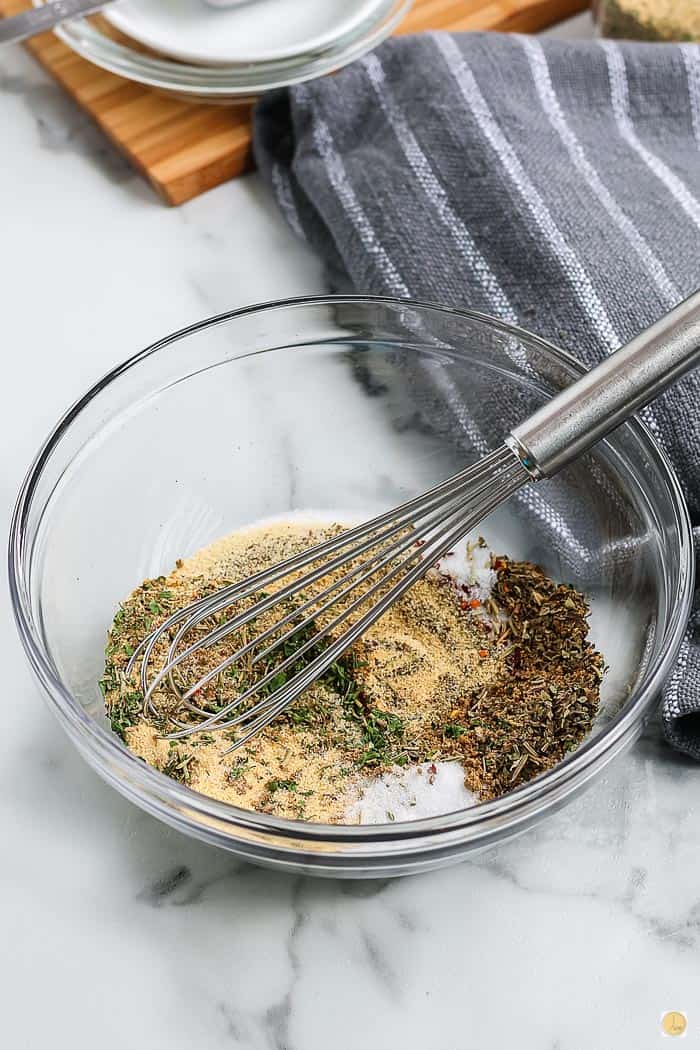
<box><xmin>508</xmin><ymin>289</ymin><xmax>700</xmax><ymax>478</ymax></box>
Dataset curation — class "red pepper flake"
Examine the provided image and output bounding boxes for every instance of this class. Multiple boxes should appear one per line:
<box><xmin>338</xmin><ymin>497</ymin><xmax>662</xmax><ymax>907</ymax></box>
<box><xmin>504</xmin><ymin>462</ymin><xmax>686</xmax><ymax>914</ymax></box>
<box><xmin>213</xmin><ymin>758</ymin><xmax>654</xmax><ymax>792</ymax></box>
<box><xmin>460</xmin><ymin>597</ymin><xmax>482</xmax><ymax>611</ymax></box>
<box><xmin>478</xmin><ymin>649</ymin><xmax>489</xmax><ymax>658</ymax></box>
<box><xmin>493</xmin><ymin>558</ymin><xmax>507</xmax><ymax>571</ymax></box>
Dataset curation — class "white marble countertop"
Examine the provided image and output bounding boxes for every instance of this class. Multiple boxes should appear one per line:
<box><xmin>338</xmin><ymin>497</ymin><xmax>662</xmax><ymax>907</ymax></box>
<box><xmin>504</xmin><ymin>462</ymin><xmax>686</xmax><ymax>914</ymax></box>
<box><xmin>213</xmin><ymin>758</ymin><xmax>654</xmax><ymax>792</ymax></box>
<box><xmin>2</xmin><ymin>15</ymin><xmax>700</xmax><ymax>1049</ymax></box>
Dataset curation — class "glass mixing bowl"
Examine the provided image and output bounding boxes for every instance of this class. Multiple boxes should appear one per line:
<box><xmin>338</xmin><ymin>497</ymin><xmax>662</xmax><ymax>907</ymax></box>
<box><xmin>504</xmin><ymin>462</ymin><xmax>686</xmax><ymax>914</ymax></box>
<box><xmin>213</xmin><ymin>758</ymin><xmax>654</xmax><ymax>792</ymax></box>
<box><xmin>9</xmin><ymin>297</ymin><xmax>693</xmax><ymax>878</ymax></box>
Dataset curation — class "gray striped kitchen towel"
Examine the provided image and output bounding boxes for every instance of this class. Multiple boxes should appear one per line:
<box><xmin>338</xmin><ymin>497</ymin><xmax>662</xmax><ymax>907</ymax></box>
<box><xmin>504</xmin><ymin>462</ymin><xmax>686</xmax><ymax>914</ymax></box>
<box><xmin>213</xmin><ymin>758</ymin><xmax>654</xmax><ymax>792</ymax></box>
<box><xmin>253</xmin><ymin>32</ymin><xmax>700</xmax><ymax>758</ymax></box>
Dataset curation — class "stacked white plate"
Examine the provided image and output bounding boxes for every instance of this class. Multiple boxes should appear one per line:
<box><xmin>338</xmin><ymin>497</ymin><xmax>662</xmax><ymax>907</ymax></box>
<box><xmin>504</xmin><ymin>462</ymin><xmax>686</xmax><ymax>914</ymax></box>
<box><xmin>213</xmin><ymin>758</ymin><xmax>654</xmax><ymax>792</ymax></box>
<box><xmin>38</xmin><ymin>0</ymin><xmax>414</xmax><ymax>100</ymax></box>
<box><xmin>104</xmin><ymin>0</ymin><xmax>392</xmax><ymax>67</ymax></box>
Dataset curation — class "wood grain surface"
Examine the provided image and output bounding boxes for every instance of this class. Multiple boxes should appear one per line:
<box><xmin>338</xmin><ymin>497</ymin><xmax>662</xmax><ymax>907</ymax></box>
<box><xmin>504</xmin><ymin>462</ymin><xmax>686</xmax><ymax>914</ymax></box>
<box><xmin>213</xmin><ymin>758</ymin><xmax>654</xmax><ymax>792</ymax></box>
<box><xmin>0</xmin><ymin>0</ymin><xmax>587</xmax><ymax>204</ymax></box>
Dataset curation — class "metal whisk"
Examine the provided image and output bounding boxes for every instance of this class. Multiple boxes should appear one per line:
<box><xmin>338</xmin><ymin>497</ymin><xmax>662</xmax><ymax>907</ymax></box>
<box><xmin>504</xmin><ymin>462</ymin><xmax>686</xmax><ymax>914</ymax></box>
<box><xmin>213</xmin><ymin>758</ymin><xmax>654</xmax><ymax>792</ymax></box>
<box><xmin>128</xmin><ymin>291</ymin><xmax>700</xmax><ymax>752</ymax></box>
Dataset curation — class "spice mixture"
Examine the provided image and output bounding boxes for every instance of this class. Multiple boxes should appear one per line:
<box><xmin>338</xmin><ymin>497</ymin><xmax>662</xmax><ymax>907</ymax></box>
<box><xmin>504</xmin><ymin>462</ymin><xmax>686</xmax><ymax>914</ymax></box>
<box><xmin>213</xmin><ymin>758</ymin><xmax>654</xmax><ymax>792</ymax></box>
<box><xmin>101</xmin><ymin>520</ymin><xmax>605</xmax><ymax>824</ymax></box>
<box><xmin>597</xmin><ymin>0</ymin><xmax>699</xmax><ymax>41</ymax></box>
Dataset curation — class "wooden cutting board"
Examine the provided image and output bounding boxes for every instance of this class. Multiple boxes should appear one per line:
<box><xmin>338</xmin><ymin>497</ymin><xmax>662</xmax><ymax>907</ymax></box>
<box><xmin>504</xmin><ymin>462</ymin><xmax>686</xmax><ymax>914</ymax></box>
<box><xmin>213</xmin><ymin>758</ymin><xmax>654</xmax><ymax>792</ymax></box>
<box><xmin>1</xmin><ymin>0</ymin><xmax>587</xmax><ymax>204</ymax></box>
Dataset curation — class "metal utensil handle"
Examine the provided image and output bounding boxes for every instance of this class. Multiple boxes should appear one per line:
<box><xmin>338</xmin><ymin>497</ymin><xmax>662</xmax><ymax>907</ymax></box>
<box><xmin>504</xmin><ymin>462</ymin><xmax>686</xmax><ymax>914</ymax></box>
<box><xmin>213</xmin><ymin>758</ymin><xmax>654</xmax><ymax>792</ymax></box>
<box><xmin>508</xmin><ymin>289</ymin><xmax>700</xmax><ymax>478</ymax></box>
<box><xmin>0</xmin><ymin>0</ymin><xmax>105</xmax><ymax>45</ymax></box>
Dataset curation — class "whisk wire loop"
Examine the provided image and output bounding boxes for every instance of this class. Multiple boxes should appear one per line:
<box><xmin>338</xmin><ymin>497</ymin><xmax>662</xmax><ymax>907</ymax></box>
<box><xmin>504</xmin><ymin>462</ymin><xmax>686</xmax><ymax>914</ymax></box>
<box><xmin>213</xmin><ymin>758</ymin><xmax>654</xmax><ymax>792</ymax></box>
<box><xmin>131</xmin><ymin>444</ymin><xmax>514</xmax><ymax>699</ymax></box>
<box><xmin>168</xmin><ymin>452</ymin><xmax>520</xmax><ymax>704</ymax></box>
<box><xmin>129</xmin><ymin>445</ymin><xmax>528</xmax><ymax>751</ymax></box>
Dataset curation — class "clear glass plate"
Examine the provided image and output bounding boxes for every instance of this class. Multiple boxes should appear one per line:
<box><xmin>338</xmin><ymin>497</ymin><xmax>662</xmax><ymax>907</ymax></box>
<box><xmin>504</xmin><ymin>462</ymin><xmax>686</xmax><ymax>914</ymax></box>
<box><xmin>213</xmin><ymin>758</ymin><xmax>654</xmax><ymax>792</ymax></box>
<box><xmin>31</xmin><ymin>0</ymin><xmax>413</xmax><ymax>101</ymax></box>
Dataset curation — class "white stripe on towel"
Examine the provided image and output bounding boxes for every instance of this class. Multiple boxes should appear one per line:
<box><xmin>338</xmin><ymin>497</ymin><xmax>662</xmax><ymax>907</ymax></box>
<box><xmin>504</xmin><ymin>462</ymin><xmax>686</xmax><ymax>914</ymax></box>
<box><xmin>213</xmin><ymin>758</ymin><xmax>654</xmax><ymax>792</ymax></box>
<box><xmin>680</xmin><ymin>44</ymin><xmax>700</xmax><ymax>150</ymax></box>
<box><xmin>601</xmin><ymin>40</ymin><xmax>700</xmax><ymax>229</ymax></box>
<box><xmin>309</xmin><ymin>110</ymin><xmax>410</xmax><ymax>296</ymax></box>
<box><xmin>520</xmin><ymin>35</ymin><xmax>679</xmax><ymax>309</ymax></box>
<box><xmin>360</xmin><ymin>51</ymin><xmax>517</xmax><ymax>324</ymax></box>
<box><xmin>435</xmin><ymin>32</ymin><xmax>620</xmax><ymax>352</ymax></box>
<box><xmin>271</xmin><ymin>163</ymin><xmax>305</xmax><ymax>240</ymax></box>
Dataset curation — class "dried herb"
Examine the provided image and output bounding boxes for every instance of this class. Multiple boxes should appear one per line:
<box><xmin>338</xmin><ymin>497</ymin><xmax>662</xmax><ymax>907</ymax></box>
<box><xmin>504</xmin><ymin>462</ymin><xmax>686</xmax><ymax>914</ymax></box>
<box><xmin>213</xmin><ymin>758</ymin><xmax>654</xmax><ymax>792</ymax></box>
<box><xmin>325</xmin><ymin>654</ymin><xmax>406</xmax><ymax>768</ymax></box>
<box><xmin>447</xmin><ymin>558</ymin><xmax>604</xmax><ymax>799</ymax></box>
<box><xmin>597</xmin><ymin>0</ymin><xmax>699</xmax><ymax>42</ymax></box>
<box><xmin>227</xmin><ymin>758</ymin><xmax>250</xmax><ymax>782</ymax></box>
<box><xmin>266</xmin><ymin>778</ymin><xmax>298</xmax><ymax>794</ymax></box>
<box><xmin>160</xmin><ymin>748</ymin><xmax>196</xmax><ymax>785</ymax></box>
<box><xmin>106</xmin><ymin>691</ymin><xmax>142</xmax><ymax>741</ymax></box>
<box><xmin>102</xmin><ymin>524</ymin><xmax>604</xmax><ymax>822</ymax></box>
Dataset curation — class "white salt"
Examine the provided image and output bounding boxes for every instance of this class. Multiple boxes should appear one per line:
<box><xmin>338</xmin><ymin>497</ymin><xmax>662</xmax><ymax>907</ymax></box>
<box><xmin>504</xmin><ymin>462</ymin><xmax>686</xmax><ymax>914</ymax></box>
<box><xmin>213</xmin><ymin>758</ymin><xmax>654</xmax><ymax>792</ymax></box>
<box><xmin>431</xmin><ymin>536</ymin><xmax>496</xmax><ymax>602</ymax></box>
<box><xmin>345</xmin><ymin>761</ymin><xmax>477</xmax><ymax>825</ymax></box>
<box><xmin>341</xmin><ymin>534</ymin><xmax>495</xmax><ymax>824</ymax></box>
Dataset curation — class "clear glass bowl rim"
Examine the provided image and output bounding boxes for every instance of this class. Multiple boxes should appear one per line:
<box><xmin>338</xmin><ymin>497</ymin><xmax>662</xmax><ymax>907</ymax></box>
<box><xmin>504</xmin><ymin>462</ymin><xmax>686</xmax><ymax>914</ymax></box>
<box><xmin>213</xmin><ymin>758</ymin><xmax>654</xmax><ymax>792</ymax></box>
<box><xmin>9</xmin><ymin>295</ymin><xmax>695</xmax><ymax>850</ymax></box>
<box><xmin>34</xmin><ymin>0</ymin><xmax>414</xmax><ymax>98</ymax></box>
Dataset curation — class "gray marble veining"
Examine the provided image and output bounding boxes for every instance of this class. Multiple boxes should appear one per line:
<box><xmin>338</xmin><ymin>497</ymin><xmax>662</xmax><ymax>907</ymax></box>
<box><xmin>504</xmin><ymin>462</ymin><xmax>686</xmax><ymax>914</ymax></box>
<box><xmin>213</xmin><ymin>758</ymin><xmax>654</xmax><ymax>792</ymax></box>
<box><xmin>1</xmin><ymin>48</ymin><xmax>132</xmax><ymax>181</ymax></box>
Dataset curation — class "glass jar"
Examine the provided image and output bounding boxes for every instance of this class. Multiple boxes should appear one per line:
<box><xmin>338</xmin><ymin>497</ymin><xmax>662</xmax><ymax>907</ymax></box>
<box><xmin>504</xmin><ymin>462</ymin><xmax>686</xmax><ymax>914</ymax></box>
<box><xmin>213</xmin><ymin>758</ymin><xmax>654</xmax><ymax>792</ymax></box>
<box><xmin>593</xmin><ymin>0</ymin><xmax>700</xmax><ymax>41</ymax></box>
